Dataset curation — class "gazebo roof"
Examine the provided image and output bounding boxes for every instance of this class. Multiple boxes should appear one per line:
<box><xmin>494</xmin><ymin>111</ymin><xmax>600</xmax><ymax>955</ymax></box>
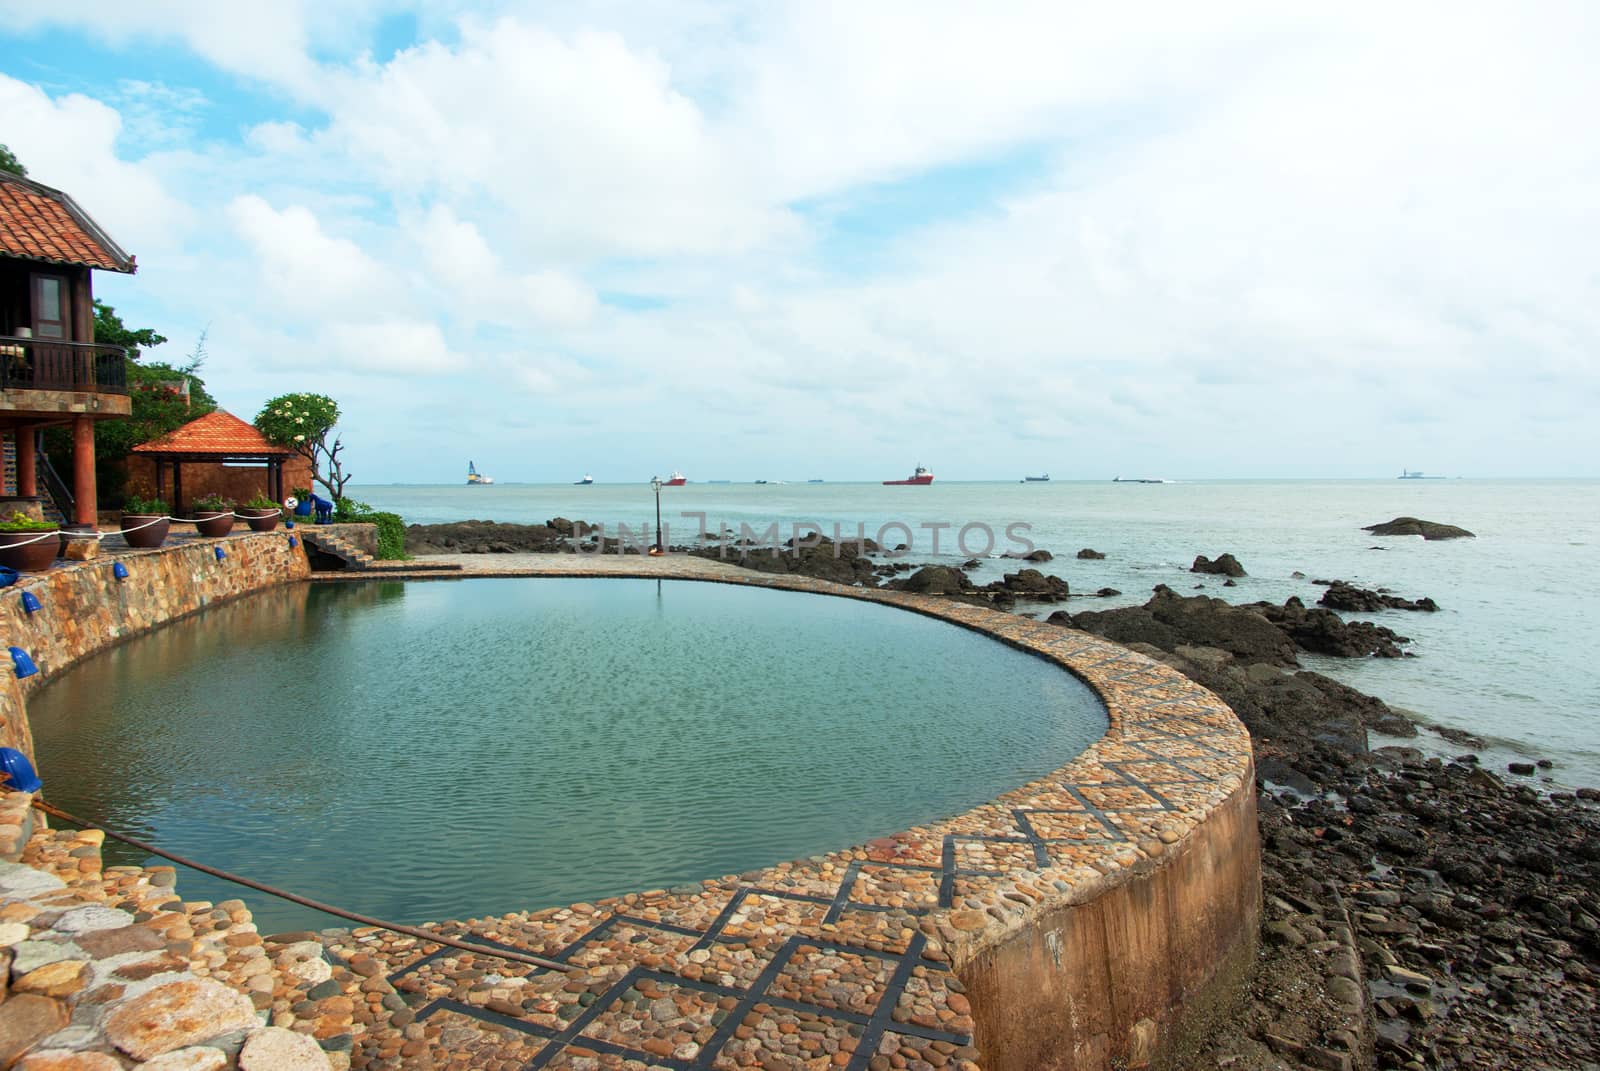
<box><xmin>133</xmin><ymin>409</ymin><xmax>295</xmax><ymax>459</ymax></box>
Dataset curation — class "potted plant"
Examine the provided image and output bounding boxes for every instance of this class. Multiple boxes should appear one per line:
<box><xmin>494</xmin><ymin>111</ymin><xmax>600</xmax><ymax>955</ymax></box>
<box><xmin>290</xmin><ymin>487</ymin><xmax>314</xmax><ymax>518</ymax></box>
<box><xmin>120</xmin><ymin>494</ymin><xmax>170</xmax><ymax>550</ymax></box>
<box><xmin>236</xmin><ymin>493</ymin><xmax>282</xmax><ymax>532</ymax></box>
<box><xmin>191</xmin><ymin>493</ymin><xmax>235</xmax><ymax>538</ymax></box>
<box><xmin>0</xmin><ymin>511</ymin><xmax>61</xmax><ymax>573</ymax></box>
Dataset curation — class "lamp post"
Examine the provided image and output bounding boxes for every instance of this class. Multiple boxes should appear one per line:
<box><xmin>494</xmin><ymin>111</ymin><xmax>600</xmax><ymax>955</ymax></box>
<box><xmin>650</xmin><ymin>475</ymin><xmax>664</xmax><ymax>554</ymax></box>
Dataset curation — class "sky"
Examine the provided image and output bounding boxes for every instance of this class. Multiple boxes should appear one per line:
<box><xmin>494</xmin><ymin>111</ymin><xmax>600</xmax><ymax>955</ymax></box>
<box><xmin>1</xmin><ymin>2</ymin><xmax>1596</xmax><ymax>483</ymax></box>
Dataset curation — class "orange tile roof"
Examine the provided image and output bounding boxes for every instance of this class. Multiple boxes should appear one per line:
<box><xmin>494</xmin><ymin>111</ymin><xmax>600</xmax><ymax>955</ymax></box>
<box><xmin>133</xmin><ymin>410</ymin><xmax>296</xmax><ymax>456</ymax></box>
<box><xmin>0</xmin><ymin>172</ymin><xmax>136</xmax><ymax>273</ymax></box>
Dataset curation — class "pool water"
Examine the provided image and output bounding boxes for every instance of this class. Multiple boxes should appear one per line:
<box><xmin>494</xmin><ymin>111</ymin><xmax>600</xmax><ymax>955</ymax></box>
<box><xmin>28</xmin><ymin>578</ymin><xmax>1106</xmax><ymax>933</ymax></box>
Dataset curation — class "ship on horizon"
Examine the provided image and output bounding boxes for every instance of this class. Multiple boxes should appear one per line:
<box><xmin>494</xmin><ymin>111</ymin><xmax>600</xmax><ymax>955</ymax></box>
<box><xmin>1022</xmin><ymin>473</ymin><xmax>1049</xmax><ymax>482</ymax></box>
<box><xmin>1113</xmin><ymin>475</ymin><xmax>1166</xmax><ymax>484</ymax></box>
<box><xmin>884</xmin><ymin>465</ymin><xmax>934</xmax><ymax>486</ymax></box>
<box><xmin>1398</xmin><ymin>470</ymin><xmax>1445</xmax><ymax>479</ymax></box>
<box><xmin>575</xmin><ymin>474</ymin><xmax>594</xmax><ymax>485</ymax></box>
<box><xmin>467</xmin><ymin>460</ymin><xmax>493</xmax><ymax>485</ymax></box>
<box><xmin>664</xmin><ymin>470</ymin><xmax>687</xmax><ymax>486</ymax></box>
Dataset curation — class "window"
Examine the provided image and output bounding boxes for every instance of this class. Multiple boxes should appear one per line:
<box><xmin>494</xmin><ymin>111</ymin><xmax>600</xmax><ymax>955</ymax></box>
<box><xmin>31</xmin><ymin>273</ymin><xmax>68</xmax><ymax>339</ymax></box>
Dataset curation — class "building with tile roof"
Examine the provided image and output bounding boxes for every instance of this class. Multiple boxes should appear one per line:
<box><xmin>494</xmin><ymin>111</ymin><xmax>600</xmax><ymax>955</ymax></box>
<box><xmin>131</xmin><ymin>410</ymin><xmax>308</xmax><ymax>512</ymax></box>
<box><xmin>1</xmin><ymin>170</ymin><xmax>136</xmax><ymax>531</ymax></box>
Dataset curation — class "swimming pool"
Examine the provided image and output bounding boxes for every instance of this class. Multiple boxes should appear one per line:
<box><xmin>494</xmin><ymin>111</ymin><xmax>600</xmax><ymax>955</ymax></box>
<box><xmin>28</xmin><ymin>577</ymin><xmax>1107</xmax><ymax>933</ymax></box>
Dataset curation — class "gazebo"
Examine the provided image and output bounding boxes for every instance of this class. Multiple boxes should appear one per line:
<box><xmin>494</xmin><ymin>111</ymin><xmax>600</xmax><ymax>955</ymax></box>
<box><xmin>131</xmin><ymin>409</ymin><xmax>299</xmax><ymax>512</ymax></box>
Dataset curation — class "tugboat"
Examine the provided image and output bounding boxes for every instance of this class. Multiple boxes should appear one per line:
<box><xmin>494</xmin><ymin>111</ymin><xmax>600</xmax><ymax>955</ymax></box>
<box><xmin>883</xmin><ymin>465</ymin><xmax>934</xmax><ymax>486</ymax></box>
<box><xmin>467</xmin><ymin>460</ymin><xmax>493</xmax><ymax>485</ymax></box>
<box><xmin>575</xmin><ymin>474</ymin><xmax>594</xmax><ymax>485</ymax></box>
<box><xmin>664</xmin><ymin>470</ymin><xmax>687</xmax><ymax>487</ymax></box>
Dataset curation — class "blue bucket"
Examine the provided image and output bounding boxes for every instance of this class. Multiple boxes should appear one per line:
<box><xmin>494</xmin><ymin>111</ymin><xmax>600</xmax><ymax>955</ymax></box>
<box><xmin>0</xmin><ymin>747</ymin><xmax>42</xmax><ymax>793</ymax></box>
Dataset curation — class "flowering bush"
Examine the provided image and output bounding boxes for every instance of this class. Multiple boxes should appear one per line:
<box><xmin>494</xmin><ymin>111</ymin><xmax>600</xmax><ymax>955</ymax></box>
<box><xmin>254</xmin><ymin>393</ymin><xmax>351</xmax><ymax>502</ymax></box>
<box><xmin>191</xmin><ymin>493</ymin><xmax>233</xmax><ymax>512</ymax></box>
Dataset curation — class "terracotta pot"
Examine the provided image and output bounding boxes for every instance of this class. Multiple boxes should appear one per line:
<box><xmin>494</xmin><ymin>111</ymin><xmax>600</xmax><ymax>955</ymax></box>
<box><xmin>120</xmin><ymin>514</ymin><xmax>170</xmax><ymax>550</ymax></box>
<box><xmin>0</xmin><ymin>528</ymin><xmax>61</xmax><ymax>573</ymax></box>
<box><xmin>237</xmin><ymin>508</ymin><xmax>280</xmax><ymax>533</ymax></box>
<box><xmin>194</xmin><ymin>510</ymin><xmax>234</xmax><ymax>538</ymax></box>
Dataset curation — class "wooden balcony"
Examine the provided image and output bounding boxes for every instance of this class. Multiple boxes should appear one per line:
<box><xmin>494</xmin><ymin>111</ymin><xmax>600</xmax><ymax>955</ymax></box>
<box><xmin>0</xmin><ymin>336</ymin><xmax>129</xmax><ymax>395</ymax></box>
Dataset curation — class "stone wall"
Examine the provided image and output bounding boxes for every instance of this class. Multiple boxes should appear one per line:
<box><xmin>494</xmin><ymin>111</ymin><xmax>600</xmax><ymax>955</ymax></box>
<box><xmin>0</xmin><ymin>531</ymin><xmax>310</xmax><ymax>757</ymax></box>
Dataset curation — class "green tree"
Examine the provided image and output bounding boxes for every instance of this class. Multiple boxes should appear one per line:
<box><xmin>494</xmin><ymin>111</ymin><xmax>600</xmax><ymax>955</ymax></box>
<box><xmin>93</xmin><ymin>300</ymin><xmax>167</xmax><ymax>359</ymax></box>
<box><xmin>254</xmin><ymin>392</ymin><xmax>351</xmax><ymax>502</ymax></box>
<box><xmin>42</xmin><ymin>305</ymin><xmax>214</xmax><ymax>504</ymax></box>
<box><xmin>0</xmin><ymin>144</ymin><xmax>25</xmax><ymax>177</ymax></box>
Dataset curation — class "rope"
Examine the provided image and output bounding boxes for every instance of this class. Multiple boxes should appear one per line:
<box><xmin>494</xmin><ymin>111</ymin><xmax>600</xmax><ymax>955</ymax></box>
<box><xmin>29</xmin><ymin>799</ymin><xmax>575</xmax><ymax>973</ymax></box>
<box><xmin>4</xmin><ymin>509</ymin><xmax>291</xmax><ymax>545</ymax></box>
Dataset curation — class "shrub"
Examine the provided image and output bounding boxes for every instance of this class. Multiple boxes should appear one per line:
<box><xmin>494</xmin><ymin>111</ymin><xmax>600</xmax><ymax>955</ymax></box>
<box><xmin>242</xmin><ymin>493</ymin><xmax>280</xmax><ymax>510</ymax></box>
<box><xmin>123</xmin><ymin>495</ymin><xmax>168</xmax><ymax>515</ymax></box>
<box><xmin>0</xmin><ymin>511</ymin><xmax>58</xmax><ymax>532</ymax></box>
<box><xmin>333</xmin><ymin>498</ymin><xmax>408</xmax><ymax>560</ymax></box>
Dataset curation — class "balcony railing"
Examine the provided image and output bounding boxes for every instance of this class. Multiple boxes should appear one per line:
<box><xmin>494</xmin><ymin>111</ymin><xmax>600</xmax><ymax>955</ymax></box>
<box><xmin>0</xmin><ymin>337</ymin><xmax>129</xmax><ymax>394</ymax></box>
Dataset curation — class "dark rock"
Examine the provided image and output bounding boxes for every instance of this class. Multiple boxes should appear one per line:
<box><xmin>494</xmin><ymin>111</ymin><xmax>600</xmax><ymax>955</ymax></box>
<box><xmin>1362</xmin><ymin>516</ymin><xmax>1475</xmax><ymax>540</ymax></box>
<box><xmin>1070</xmin><ymin>586</ymin><xmax>1297</xmax><ymax>667</ymax></box>
<box><xmin>1247</xmin><ymin>596</ymin><xmax>1412</xmax><ymax>659</ymax></box>
<box><xmin>1318</xmin><ymin>580</ymin><xmax>1440</xmax><ymax>612</ymax></box>
<box><xmin>960</xmin><ymin>558</ymin><xmax>982</xmax><ymax>570</ymax></box>
<box><xmin>407</xmin><ymin>520</ymin><xmax>577</xmax><ymax>555</ymax></box>
<box><xmin>1005</xmin><ymin>549</ymin><xmax>1053</xmax><ymax>562</ymax></box>
<box><xmin>696</xmin><ymin>536</ymin><xmax>882</xmax><ymax>588</ymax></box>
<box><xmin>892</xmin><ymin>565</ymin><xmax>973</xmax><ymax>596</ymax></box>
<box><xmin>1508</xmin><ymin>762</ymin><xmax>1536</xmax><ymax>776</ymax></box>
<box><xmin>1095</xmin><ymin>587</ymin><xmax>1121</xmax><ymax>597</ymax></box>
<box><xmin>990</xmin><ymin>568</ymin><xmax>1069</xmax><ymax>600</ymax></box>
<box><xmin>1076</xmin><ymin>548</ymin><xmax>1106</xmax><ymax>560</ymax></box>
<box><xmin>1192</xmin><ymin>552</ymin><xmax>1247</xmax><ymax>576</ymax></box>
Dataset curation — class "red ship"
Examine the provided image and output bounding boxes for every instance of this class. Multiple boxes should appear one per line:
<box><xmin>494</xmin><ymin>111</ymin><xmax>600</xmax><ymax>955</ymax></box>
<box><xmin>664</xmin><ymin>470</ymin><xmax>687</xmax><ymax>486</ymax></box>
<box><xmin>883</xmin><ymin>465</ymin><xmax>934</xmax><ymax>486</ymax></box>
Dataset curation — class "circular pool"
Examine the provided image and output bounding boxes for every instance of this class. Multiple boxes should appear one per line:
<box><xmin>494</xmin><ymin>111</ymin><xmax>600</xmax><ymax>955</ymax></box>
<box><xmin>28</xmin><ymin>578</ymin><xmax>1107</xmax><ymax>933</ymax></box>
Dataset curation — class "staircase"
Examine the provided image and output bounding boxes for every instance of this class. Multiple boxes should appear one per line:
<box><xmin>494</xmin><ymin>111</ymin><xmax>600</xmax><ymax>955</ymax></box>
<box><xmin>300</xmin><ymin>528</ymin><xmax>376</xmax><ymax>570</ymax></box>
<box><xmin>36</xmin><ymin>448</ymin><xmax>72</xmax><ymax>524</ymax></box>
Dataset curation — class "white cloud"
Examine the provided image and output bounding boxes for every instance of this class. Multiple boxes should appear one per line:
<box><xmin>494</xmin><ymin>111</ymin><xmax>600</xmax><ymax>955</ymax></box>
<box><xmin>0</xmin><ymin>75</ymin><xmax>187</xmax><ymax>255</ymax></box>
<box><xmin>327</xmin><ymin>320</ymin><xmax>465</xmax><ymax>374</ymax></box>
<box><xmin>3</xmin><ymin>4</ymin><xmax>1597</xmax><ymax>479</ymax></box>
<box><xmin>226</xmin><ymin>195</ymin><xmax>399</xmax><ymax>316</ymax></box>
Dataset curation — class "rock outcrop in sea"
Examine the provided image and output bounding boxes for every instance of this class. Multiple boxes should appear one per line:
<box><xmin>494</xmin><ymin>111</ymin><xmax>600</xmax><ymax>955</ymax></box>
<box><xmin>1192</xmin><ymin>552</ymin><xmax>1248</xmax><ymax>576</ymax></box>
<box><xmin>1363</xmin><ymin>516</ymin><xmax>1475</xmax><ymax>539</ymax></box>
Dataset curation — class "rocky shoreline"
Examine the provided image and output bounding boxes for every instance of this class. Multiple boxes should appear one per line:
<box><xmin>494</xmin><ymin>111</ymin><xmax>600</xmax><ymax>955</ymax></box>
<box><xmin>1050</xmin><ymin>588</ymin><xmax>1599</xmax><ymax>1070</ymax></box>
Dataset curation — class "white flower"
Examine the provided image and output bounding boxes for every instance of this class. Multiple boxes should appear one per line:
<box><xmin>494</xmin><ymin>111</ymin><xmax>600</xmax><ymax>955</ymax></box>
<box><xmin>294</xmin><ymin>434</ymin><xmax>305</xmax><ymax>442</ymax></box>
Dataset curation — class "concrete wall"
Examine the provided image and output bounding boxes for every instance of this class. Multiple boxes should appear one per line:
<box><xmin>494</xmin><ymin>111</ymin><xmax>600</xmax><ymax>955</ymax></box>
<box><xmin>960</xmin><ymin>772</ymin><xmax>1260</xmax><ymax>1069</ymax></box>
<box><xmin>0</xmin><ymin>531</ymin><xmax>310</xmax><ymax>757</ymax></box>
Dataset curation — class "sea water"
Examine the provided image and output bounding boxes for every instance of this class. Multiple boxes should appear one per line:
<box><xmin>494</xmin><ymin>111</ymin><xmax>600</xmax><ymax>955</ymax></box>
<box><xmin>357</xmin><ymin>478</ymin><xmax>1600</xmax><ymax>787</ymax></box>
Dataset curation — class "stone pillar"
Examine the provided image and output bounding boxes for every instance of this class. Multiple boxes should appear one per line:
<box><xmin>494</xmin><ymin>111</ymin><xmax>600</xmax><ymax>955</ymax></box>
<box><xmin>15</xmin><ymin>428</ymin><xmax>36</xmax><ymax>498</ymax></box>
<box><xmin>72</xmin><ymin>415</ymin><xmax>96</xmax><ymax>527</ymax></box>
